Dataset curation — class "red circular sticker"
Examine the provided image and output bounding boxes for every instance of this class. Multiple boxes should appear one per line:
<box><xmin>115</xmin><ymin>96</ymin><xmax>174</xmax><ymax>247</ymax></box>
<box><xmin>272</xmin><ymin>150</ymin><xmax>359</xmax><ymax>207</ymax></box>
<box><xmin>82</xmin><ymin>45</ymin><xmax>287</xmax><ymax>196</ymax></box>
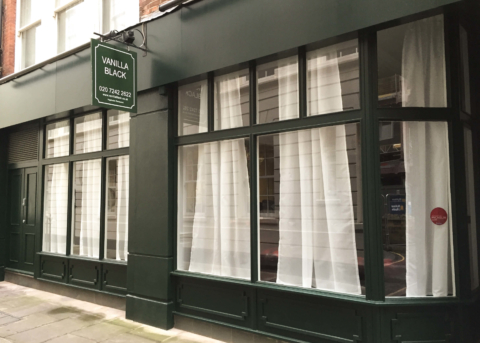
<box><xmin>430</xmin><ymin>208</ymin><xmax>448</xmax><ymax>225</ymax></box>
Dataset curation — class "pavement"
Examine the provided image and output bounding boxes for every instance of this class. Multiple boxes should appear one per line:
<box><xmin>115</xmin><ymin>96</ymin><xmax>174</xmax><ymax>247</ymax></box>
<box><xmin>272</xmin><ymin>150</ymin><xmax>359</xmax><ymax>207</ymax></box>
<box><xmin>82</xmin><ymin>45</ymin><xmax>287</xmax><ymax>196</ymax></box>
<box><xmin>0</xmin><ymin>282</ymin><xmax>224</xmax><ymax>343</ymax></box>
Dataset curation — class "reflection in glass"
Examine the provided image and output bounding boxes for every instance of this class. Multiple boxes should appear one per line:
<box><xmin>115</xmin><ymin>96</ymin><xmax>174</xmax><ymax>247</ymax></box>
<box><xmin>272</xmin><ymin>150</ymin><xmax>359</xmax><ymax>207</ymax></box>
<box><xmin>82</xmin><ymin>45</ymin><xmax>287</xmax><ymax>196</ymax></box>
<box><xmin>43</xmin><ymin>163</ymin><xmax>69</xmax><ymax>255</ymax></box>
<box><xmin>178</xmin><ymin>80</ymin><xmax>208</xmax><ymax>136</ymax></box>
<box><xmin>464</xmin><ymin>128</ymin><xmax>478</xmax><ymax>289</ymax></box>
<box><xmin>380</xmin><ymin>121</ymin><xmax>454</xmax><ymax>297</ymax></box>
<box><xmin>307</xmin><ymin>39</ymin><xmax>360</xmax><ymax>116</ymax></box>
<box><xmin>214</xmin><ymin>69</ymin><xmax>250</xmax><ymax>130</ymax></box>
<box><xmin>460</xmin><ymin>26</ymin><xmax>471</xmax><ymax>114</ymax></box>
<box><xmin>377</xmin><ymin>15</ymin><xmax>446</xmax><ymax>108</ymax></box>
<box><xmin>46</xmin><ymin>120</ymin><xmax>70</xmax><ymax>158</ymax></box>
<box><xmin>105</xmin><ymin>156</ymin><xmax>129</xmax><ymax>261</ymax></box>
<box><xmin>72</xmin><ymin>159</ymin><xmax>102</xmax><ymax>258</ymax></box>
<box><xmin>257</xmin><ymin>56</ymin><xmax>299</xmax><ymax>123</ymax></box>
<box><xmin>258</xmin><ymin>123</ymin><xmax>364</xmax><ymax>295</ymax></box>
<box><xmin>177</xmin><ymin>138</ymin><xmax>251</xmax><ymax>279</ymax></box>
<box><xmin>107</xmin><ymin>110</ymin><xmax>130</xmax><ymax>149</ymax></box>
<box><xmin>74</xmin><ymin>113</ymin><xmax>102</xmax><ymax>154</ymax></box>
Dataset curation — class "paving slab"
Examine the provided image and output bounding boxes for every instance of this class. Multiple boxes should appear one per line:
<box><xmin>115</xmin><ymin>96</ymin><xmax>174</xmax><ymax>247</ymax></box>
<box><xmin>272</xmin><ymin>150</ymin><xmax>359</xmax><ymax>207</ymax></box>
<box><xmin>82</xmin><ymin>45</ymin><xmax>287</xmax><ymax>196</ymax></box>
<box><xmin>0</xmin><ymin>282</ymin><xmax>228</xmax><ymax>343</ymax></box>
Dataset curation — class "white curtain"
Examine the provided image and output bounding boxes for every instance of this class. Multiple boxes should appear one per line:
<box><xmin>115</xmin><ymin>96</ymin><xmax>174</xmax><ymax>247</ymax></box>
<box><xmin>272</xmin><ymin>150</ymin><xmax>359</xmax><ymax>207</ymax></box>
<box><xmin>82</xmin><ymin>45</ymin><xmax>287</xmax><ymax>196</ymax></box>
<box><xmin>307</xmin><ymin>44</ymin><xmax>344</xmax><ymax>116</ymax></box>
<box><xmin>277</xmin><ymin>47</ymin><xmax>360</xmax><ymax>294</ymax></box>
<box><xmin>78</xmin><ymin>113</ymin><xmax>102</xmax><ymax>153</ymax></box>
<box><xmin>117</xmin><ymin>112</ymin><xmax>130</xmax><ymax>148</ymax></box>
<box><xmin>214</xmin><ymin>71</ymin><xmax>247</xmax><ymax>130</ymax></box>
<box><xmin>43</xmin><ymin>163</ymin><xmax>69</xmax><ymax>255</ymax></box>
<box><xmin>277</xmin><ymin>56</ymin><xmax>299</xmax><ymax>120</ymax></box>
<box><xmin>115</xmin><ymin>156</ymin><xmax>129</xmax><ymax>261</ymax></box>
<box><xmin>187</xmin><ymin>73</ymin><xmax>250</xmax><ymax>279</ymax></box>
<box><xmin>43</xmin><ymin>125</ymin><xmax>70</xmax><ymax>254</ymax></box>
<box><xmin>403</xmin><ymin>122</ymin><xmax>453</xmax><ymax>297</ymax></box>
<box><xmin>402</xmin><ymin>15</ymin><xmax>446</xmax><ymax>108</ymax></box>
<box><xmin>402</xmin><ymin>15</ymin><xmax>453</xmax><ymax>297</ymax></box>
<box><xmin>78</xmin><ymin>159</ymin><xmax>102</xmax><ymax>258</ymax></box>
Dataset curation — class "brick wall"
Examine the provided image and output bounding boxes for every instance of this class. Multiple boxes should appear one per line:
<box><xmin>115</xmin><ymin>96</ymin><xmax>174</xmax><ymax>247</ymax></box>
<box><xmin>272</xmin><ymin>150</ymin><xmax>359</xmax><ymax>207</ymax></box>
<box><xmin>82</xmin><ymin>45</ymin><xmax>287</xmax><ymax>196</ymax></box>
<box><xmin>140</xmin><ymin>0</ymin><xmax>170</xmax><ymax>20</ymax></box>
<box><xmin>1</xmin><ymin>0</ymin><xmax>16</xmax><ymax>77</ymax></box>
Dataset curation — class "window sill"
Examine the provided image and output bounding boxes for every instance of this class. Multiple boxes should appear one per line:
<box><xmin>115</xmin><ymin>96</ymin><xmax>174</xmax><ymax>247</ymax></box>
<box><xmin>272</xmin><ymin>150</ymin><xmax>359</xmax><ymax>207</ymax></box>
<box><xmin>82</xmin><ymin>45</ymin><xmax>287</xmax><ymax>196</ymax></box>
<box><xmin>37</xmin><ymin>252</ymin><xmax>127</xmax><ymax>265</ymax></box>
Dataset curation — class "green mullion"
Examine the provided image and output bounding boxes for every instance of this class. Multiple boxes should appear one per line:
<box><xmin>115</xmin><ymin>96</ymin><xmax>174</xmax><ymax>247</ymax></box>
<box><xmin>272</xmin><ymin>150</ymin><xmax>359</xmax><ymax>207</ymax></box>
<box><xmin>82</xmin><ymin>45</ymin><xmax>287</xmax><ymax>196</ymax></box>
<box><xmin>249</xmin><ymin>60</ymin><xmax>256</xmax><ymax>126</ymax></box>
<box><xmin>250</xmin><ymin>133</ymin><xmax>258</xmax><ymax>284</ymax></box>
<box><xmin>41</xmin><ymin>148</ymin><xmax>129</xmax><ymax>165</ymax></box>
<box><xmin>175</xmin><ymin>110</ymin><xmax>362</xmax><ymax>146</ymax></box>
<box><xmin>35</xmin><ymin>123</ymin><xmax>45</xmax><ymax>278</ymax></box>
<box><xmin>99</xmin><ymin>157</ymin><xmax>107</xmax><ymax>261</ymax></box>
<box><xmin>360</xmin><ymin>30</ymin><xmax>385</xmax><ymax>302</ymax></box>
<box><xmin>298</xmin><ymin>46</ymin><xmax>307</xmax><ymax>118</ymax></box>
<box><xmin>376</xmin><ymin>108</ymin><xmax>453</xmax><ymax>122</ymax></box>
<box><xmin>208</xmin><ymin>72</ymin><xmax>215</xmax><ymax>132</ymax></box>
<box><xmin>445</xmin><ymin>10</ymin><xmax>471</xmax><ymax>300</ymax></box>
<box><xmin>66</xmin><ymin>161</ymin><xmax>74</xmax><ymax>257</ymax></box>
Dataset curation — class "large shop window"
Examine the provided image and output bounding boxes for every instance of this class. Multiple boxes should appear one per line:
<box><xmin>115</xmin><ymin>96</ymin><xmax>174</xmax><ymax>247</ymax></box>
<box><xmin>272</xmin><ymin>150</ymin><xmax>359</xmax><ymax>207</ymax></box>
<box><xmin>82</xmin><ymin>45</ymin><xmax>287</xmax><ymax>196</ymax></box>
<box><xmin>258</xmin><ymin>123</ymin><xmax>364</xmax><ymax>295</ymax></box>
<box><xmin>380</xmin><ymin>121</ymin><xmax>454</xmax><ymax>297</ymax></box>
<box><xmin>377</xmin><ymin>15</ymin><xmax>446</xmax><ymax>108</ymax></box>
<box><xmin>176</xmin><ymin>37</ymin><xmax>367</xmax><ymax>296</ymax></box>
<box><xmin>177</xmin><ymin>139</ymin><xmax>251</xmax><ymax>279</ymax></box>
<box><xmin>42</xmin><ymin>111</ymin><xmax>130</xmax><ymax>262</ymax></box>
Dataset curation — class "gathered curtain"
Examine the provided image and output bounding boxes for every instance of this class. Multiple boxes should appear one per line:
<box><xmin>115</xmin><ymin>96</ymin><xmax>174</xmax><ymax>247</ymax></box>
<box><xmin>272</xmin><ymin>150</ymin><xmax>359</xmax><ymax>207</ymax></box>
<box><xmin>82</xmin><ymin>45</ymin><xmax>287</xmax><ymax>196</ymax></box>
<box><xmin>77</xmin><ymin>116</ymin><xmax>102</xmax><ymax>258</ymax></box>
<box><xmin>276</xmin><ymin>45</ymin><xmax>360</xmax><ymax>294</ymax></box>
<box><xmin>402</xmin><ymin>15</ymin><xmax>454</xmax><ymax>297</ymax></box>
<box><xmin>187</xmin><ymin>72</ymin><xmax>250</xmax><ymax>279</ymax></box>
<box><xmin>43</xmin><ymin>126</ymin><xmax>70</xmax><ymax>254</ymax></box>
<box><xmin>307</xmin><ymin>44</ymin><xmax>344</xmax><ymax>116</ymax></box>
<box><xmin>115</xmin><ymin>155</ymin><xmax>129</xmax><ymax>261</ymax></box>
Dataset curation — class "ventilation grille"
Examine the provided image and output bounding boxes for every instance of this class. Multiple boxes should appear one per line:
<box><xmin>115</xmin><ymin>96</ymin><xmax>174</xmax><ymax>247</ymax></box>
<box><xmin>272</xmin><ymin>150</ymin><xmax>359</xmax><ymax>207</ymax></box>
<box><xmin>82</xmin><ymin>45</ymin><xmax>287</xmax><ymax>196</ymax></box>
<box><xmin>8</xmin><ymin>127</ymin><xmax>39</xmax><ymax>164</ymax></box>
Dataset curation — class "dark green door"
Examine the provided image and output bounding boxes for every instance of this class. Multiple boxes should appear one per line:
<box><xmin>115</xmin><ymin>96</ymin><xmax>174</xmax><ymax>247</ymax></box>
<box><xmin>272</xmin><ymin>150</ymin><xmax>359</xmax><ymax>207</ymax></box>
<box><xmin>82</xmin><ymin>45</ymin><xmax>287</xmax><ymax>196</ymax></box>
<box><xmin>7</xmin><ymin>168</ymin><xmax>38</xmax><ymax>273</ymax></box>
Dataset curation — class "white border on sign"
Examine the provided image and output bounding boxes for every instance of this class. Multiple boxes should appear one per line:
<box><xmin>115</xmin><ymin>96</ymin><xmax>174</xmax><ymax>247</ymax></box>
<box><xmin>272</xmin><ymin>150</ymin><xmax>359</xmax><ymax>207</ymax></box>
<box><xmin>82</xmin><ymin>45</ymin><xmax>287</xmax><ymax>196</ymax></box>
<box><xmin>94</xmin><ymin>43</ymin><xmax>136</xmax><ymax>110</ymax></box>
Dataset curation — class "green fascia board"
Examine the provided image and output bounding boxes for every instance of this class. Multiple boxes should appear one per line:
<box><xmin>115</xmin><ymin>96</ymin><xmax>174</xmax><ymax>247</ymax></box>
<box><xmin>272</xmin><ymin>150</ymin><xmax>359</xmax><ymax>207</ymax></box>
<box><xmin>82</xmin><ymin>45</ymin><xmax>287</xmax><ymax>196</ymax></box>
<box><xmin>0</xmin><ymin>0</ymin><xmax>461</xmax><ymax>128</ymax></box>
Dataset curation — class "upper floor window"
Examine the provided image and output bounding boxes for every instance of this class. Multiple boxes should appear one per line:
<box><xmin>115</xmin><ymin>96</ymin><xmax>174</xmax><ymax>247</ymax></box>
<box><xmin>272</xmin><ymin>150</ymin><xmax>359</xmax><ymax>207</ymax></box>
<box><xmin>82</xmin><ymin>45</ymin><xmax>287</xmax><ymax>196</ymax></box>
<box><xmin>56</xmin><ymin>0</ymin><xmax>89</xmax><ymax>54</ymax></box>
<box><xmin>16</xmin><ymin>0</ymin><xmax>139</xmax><ymax>71</ymax></box>
<box><xmin>377</xmin><ymin>15</ymin><xmax>446</xmax><ymax>108</ymax></box>
<box><xmin>18</xmin><ymin>0</ymin><xmax>41</xmax><ymax>68</ymax></box>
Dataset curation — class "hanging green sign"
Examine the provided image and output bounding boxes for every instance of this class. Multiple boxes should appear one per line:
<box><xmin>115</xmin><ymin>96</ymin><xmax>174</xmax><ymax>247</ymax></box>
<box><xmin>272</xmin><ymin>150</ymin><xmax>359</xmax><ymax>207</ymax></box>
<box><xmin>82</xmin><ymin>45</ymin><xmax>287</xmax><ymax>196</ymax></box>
<box><xmin>91</xmin><ymin>39</ymin><xmax>137</xmax><ymax>113</ymax></box>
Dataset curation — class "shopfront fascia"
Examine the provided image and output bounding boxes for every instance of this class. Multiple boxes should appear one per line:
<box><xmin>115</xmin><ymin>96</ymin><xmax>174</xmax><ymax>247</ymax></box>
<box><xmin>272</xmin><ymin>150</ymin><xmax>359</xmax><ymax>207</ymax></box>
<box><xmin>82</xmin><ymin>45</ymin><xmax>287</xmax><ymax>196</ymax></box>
<box><xmin>1</xmin><ymin>0</ymin><xmax>480</xmax><ymax>342</ymax></box>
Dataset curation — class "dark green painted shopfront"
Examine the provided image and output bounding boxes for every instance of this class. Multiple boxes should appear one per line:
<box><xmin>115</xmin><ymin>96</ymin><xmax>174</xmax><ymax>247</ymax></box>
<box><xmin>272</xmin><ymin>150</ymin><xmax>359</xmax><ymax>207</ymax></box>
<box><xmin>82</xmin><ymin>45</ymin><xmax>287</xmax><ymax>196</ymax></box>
<box><xmin>1</xmin><ymin>0</ymin><xmax>480</xmax><ymax>342</ymax></box>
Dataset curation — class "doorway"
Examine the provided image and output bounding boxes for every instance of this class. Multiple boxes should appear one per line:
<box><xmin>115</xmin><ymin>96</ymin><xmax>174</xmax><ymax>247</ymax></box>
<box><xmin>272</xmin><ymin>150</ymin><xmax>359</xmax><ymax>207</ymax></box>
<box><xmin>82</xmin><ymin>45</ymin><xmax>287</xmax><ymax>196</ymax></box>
<box><xmin>7</xmin><ymin>167</ymin><xmax>38</xmax><ymax>274</ymax></box>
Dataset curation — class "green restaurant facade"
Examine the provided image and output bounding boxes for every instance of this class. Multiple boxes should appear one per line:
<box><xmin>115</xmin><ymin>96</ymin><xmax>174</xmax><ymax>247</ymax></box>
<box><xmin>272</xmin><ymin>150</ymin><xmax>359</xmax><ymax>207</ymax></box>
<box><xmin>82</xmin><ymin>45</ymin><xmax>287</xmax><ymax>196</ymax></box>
<box><xmin>1</xmin><ymin>0</ymin><xmax>480</xmax><ymax>342</ymax></box>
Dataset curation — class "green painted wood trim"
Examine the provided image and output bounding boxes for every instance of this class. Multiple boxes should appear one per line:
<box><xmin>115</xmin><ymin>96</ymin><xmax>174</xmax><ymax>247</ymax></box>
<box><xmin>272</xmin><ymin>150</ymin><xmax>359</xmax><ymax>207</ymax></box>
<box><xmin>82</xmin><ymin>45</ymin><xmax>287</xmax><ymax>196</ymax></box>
<box><xmin>126</xmin><ymin>295</ymin><xmax>174</xmax><ymax>330</ymax></box>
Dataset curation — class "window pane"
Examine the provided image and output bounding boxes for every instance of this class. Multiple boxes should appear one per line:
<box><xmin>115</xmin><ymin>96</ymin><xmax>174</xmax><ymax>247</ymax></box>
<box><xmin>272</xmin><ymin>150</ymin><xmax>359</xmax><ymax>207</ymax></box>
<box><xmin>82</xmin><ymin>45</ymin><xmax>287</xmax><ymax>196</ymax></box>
<box><xmin>178</xmin><ymin>80</ymin><xmax>208</xmax><ymax>136</ymax></box>
<box><xmin>377</xmin><ymin>15</ymin><xmax>446</xmax><ymax>108</ymax></box>
<box><xmin>22</xmin><ymin>26</ymin><xmax>38</xmax><ymax>68</ymax></box>
<box><xmin>74</xmin><ymin>113</ymin><xmax>102</xmax><ymax>154</ymax></box>
<box><xmin>214</xmin><ymin>69</ymin><xmax>250</xmax><ymax>130</ymax></box>
<box><xmin>257</xmin><ymin>55</ymin><xmax>299</xmax><ymax>123</ymax></box>
<box><xmin>258</xmin><ymin>123</ymin><xmax>364</xmax><ymax>295</ymax></box>
<box><xmin>46</xmin><ymin>120</ymin><xmax>70</xmax><ymax>158</ymax></box>
<box><xmin>177</xmin><ymin>138</ymin><xmax>251</xmax><ymax>279</ymax></box>
<box><xmin>107</xmin><ymin>110</ymin><xmax>130</xmax><ymax>149</ymax></box>
<box><xmin>57</xmin><ymin>1</ymin><xmax>88</xmax><ymax>53</ymax></box>
<box><xmin>20</xmin><ymin>0</ymin><xmax>32</xmax><ymax>26</ymax></box>
<box><xmin>72</xmin><ymin>159</ymin><xmax>102</xmax><ymax>258</ymax></box>
<box><xmin>307</xmin><ymin>39</ymin><xmax>360</xmax><ymax>116</ymax></box>
<box><xmin>460</xmin><ymin>26</ymin><xmax>471</xmax><ymax>114</ymax></box>
<box><xmin>43</xmin><ymin>163</ymin><xmax>69</xmax><ymax>255</ymax></box>
<box><xmin>105</xmin><ymin>156</ymin><xmax>129</xmax><ymax>261</ymax></box>
<box><xmin>380</xmin><ymin>121</ymin><xmax>454</xmax><ymax>297</ymax></box>
<box><xmin>464</xmin><ymin>127</ymin><xmax>478</xmax><ymax>289</ymax></box>
<box><xmin>103</xmin><ymin>0</ymin><xmax>128</xmax><ymax>33</ymax></box>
